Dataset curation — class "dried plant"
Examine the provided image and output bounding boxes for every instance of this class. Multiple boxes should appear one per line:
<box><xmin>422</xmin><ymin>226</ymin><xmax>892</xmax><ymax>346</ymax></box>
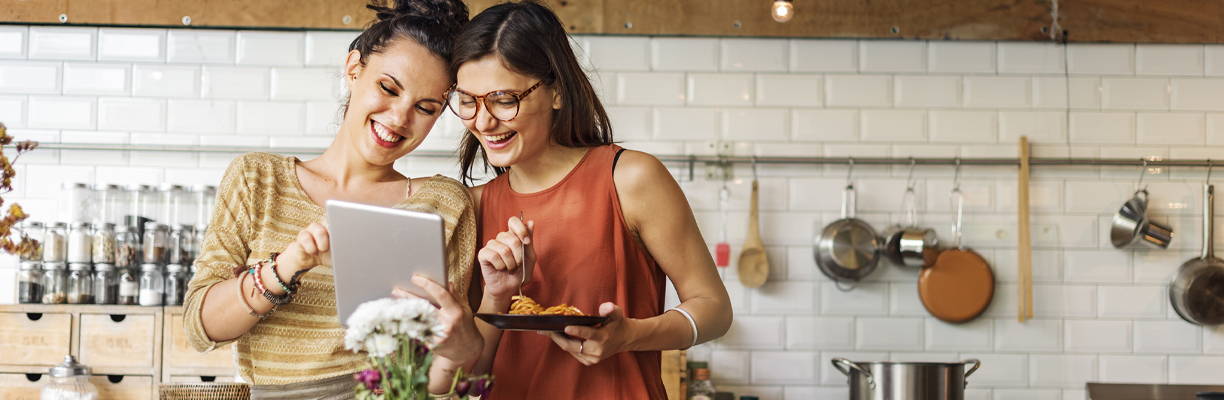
<box><xmin>0</xmin><ymin>122</ymin><xmax>39</xmax><ymax>258</ymax></box>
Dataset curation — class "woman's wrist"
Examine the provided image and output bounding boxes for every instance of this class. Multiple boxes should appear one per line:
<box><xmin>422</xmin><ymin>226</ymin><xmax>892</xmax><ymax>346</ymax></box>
<box><xmin>479</xmin><ymin>292</ymin><xmax>513</xmax><ymax>314</ymax></box>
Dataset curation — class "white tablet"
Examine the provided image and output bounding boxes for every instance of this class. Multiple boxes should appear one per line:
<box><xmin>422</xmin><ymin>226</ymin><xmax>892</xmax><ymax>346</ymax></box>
<box><xmin>326</xmin><ymin>200</ymin><xmax>447</xmax><ymax>326</ymax></box>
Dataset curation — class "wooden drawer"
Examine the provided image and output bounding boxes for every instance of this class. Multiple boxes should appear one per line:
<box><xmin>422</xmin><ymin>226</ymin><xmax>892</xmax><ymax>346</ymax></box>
<box><xmin>0</xmin><ymin>373</ymin><xmax>45</xmax><ymax>400</ymax></box>
<box><xmin>79</xmin><ymin>313</ymin><xmax>157</xmax><ymax>371</ymax></box>
<box><xmin>168</xmin><ymin>374</ymin><xmax>240</xmax><ymax>383</ymax></box>
<box><xmin>0</xmin><ymin>311</ymin><xmax>72</xmax><ymax>366</ymax></box>
<box><xmin>90</xmin><ymin>375</ymin><xmax>154</xmax><ymax>400</ymax></box>
<box><xmin>164</xmin><ymin>313</ymin><xmax>235</xmax><ymax>371</ymax></box>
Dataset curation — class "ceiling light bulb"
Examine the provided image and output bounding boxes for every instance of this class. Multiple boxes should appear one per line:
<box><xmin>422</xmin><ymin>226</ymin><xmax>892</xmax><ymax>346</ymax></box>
<box><xmin>772</xmin><ymin>0</ymin><xmax>794</xmax><ymax>23</ymax></box>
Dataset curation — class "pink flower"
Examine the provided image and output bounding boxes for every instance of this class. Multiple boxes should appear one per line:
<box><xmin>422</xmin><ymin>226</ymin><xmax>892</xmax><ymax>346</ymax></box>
<box><xmin>354</xmin><ymin>369</ymin><xmax>382</xmax><ymax>391</ymax></box>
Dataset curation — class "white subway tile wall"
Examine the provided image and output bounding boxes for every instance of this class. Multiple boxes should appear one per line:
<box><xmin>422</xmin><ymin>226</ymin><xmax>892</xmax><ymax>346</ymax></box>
<box><xmin>2</xmin><ymin>28</ymin><xmax>1223</xmax><ymax>395</ymax></box>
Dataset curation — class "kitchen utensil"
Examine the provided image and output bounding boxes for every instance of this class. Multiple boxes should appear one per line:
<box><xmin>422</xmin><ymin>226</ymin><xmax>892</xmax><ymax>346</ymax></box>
<box><xmin>832</xmin><ymin>357</ymin><xmax>981</xmax><ymax>400</ymax></box>
<box><xmin>738</xmin><ymin>159</ymin><xmax>769</xmax><ymax>288</ymax></box>
<box><xmin>519</xmin><ymin>210</ymin><xmax>531</xmax><ymax>296</ymax></box>
<box><xmin>715</xmin><ymin>186</ymin><xmax>731</xmax><ymax>267</ymax></box>
<box><xmin>815</xmin><ymin>160</ymin><xmax>882</xmax><ymax>290</ymax></box>
<box><xmin>884</xmin><ymin>160</ymin><xmax>939</xmax><ymax>269</ymax></box>
<box><xmin>1017</xmin><ymin>137</ymin><xmax>1034</xmax><ymax>322</ymax></box>
<box><xmin>1171</xmin><ymin>164</ymin><xmax>1224</xmax><ymax>326</ymax></box>
<box><xmin>919</xmin><ymin>182</ymin><xmax>995</xmax><ymax>323</ymax></box>
<box><xmin>1111</xmin><ymin>161</ymin><xmax>1174</xmax><ymax>249</ymax></box>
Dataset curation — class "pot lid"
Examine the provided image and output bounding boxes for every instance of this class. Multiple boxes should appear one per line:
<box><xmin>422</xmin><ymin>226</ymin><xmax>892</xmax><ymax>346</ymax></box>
<box><xmin>49</xmin><ymin>355</ymin><xmax>90</xmax><ymax>377</ymax></box>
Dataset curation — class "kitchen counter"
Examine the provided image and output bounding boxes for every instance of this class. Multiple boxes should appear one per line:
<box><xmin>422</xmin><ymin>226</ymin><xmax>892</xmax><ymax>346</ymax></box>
<box><xmin>1088</xmin><ymin>383</ymin><xmax>1224</xmax><ymax>400</ymax></box>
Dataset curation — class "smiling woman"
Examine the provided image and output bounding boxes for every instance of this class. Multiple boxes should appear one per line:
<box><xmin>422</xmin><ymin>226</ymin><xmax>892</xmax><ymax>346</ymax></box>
<box><xmin>180</xmin><ymin>1</ymin><xmax>483</xmax><ymax>399</ymax></box>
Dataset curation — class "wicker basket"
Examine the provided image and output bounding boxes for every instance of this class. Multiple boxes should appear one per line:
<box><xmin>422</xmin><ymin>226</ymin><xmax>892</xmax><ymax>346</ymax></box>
<box><xmin>158</xmin><ymin>383</ymin><xmax>251</xmax><ymax>400</ymax></box>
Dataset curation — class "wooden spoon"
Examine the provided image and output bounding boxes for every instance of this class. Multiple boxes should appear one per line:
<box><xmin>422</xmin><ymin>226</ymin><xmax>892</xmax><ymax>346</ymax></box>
<box><xmin>738</xmin><ymin>180</ymin><xmax>769</xmax><ymax>288</ymax></box>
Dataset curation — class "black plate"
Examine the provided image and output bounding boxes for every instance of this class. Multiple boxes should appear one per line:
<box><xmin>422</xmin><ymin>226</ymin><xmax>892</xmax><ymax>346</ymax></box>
<box><xmin>475</xmin><ymin>313</ymin><xmax>608</xmax><ymax>331</ymax></box>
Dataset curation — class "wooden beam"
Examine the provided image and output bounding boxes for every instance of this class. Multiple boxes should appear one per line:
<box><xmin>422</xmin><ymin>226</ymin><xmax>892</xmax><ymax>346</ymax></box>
<box><xmin>0</xmin><ymin>0</ymin><xmax>1221</xmax><ymax>43</ymax></box>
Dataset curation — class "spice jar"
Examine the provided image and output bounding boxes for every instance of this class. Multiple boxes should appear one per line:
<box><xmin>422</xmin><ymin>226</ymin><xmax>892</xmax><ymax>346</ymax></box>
<box><xmin>96</xmin><ymin>183</ymin><xmax>127</xmax><ymax>227</ymax></box>
<box><xmin>117</xmin><ymin>267</ymin><xmax>139</xmax><ymax>305</ymax></box>
<box><xmin>93</xmin><ymin>263</ymin><xmax>117</xmax><ymax>305</ymax></box>
<box><xmin>67</xmin><ymin>222</ymin><xmax>93</xmax><ymax>264</ymax></box>
<box><xmin>65</xmin><ymin>182</ymin><xmax>94</xmax><ymax>224</ymax></box>
<box><xmin>143</xmin><ymin>222</ymin><xmax>169</xmax><ymax>264</ymax></box>
<box><xmin>42</xmin><ymin>261</ymin><xmax>68</xmax><ymax>304</ymax></box>
<box><xmin>67</xmin><ymin>263</ymin><xmax>94</xmax><ymax>304</ymax></box>
<box><xmin>139</xmin><ymin>263</ymin><xmax>164</xmax><ymax>306</ymax></box>
<box><xmin>114</xmin><ymin>224</ymin><xmax>140</xmax><ymax>269</ymax></box>
<box><xmin>19</xmin><ymin>221</ymin><xmax>44</xmax><ymax>262</ymax></box>
<box><xmin>194</xmin><ymin>185</ymin><xmax>217</xmax><ymax>228</ymax></box>
<box><xmin>161</xmin><ymin>184</ymin><xmax>190</xmax><ymax>227</ymax></box>
<box><xmin>44</xmin><ymin>222</ymin><xmax>68</xmax><ymax>263</ymax></box>
<box><xmin>168</xmin><ymin>224</ymin><xmax>194</xmax><ymax>265</ymax></box>
<box><xmin>92</xmin><ymin>222</ymin><xmax>116</xmax><ymax>264</ymax></box>
<box><xmin>129</xmin><ymin>184</ymin><xmax>157</xmax><ymax>229</ymax></box>
<box><xmin>40</xmin><ymin>355</ymin><xmax>99</xmax><ymax>400</ymax></box>
<box><xmin>164</xmin><ymin>263</ymin><xmax>187</xmax><ymax>306</ymax></box>
<box><xmin>17</xmin><ymin>261</ymin><xmax>43</xmax><ymax>304</ymax></box>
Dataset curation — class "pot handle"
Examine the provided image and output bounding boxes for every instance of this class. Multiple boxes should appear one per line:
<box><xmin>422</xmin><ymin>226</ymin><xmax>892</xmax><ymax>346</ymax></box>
<box><xmin>831</xmin><ymin>358</ymin><xmax>874</xmax><ymax>389</ymax></box>
<box><xmin>962</xmin><ymin>359</ymin><xmax>982</xmax><ymax>387</ymax></box>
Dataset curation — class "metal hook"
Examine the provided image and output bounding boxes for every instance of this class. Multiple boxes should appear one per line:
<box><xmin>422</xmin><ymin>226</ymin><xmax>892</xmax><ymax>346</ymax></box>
<box><xmin>1136</xmin><ymin>158</ymin><xmax>1149</xmax><ymax>192</ymax></box>
<box><xmin>751</xmin><ymin>156</ymin><xmax>759</xmax><ymax>180</ymax></box>
<box><xmin>905</xmin><ymin>157</ymin><xmax>917</xmax><ymax>190</ymax></box>
<box><xmin>952</xmin><ymin>157</ymin><xmax>962</xmax><ymax>192</ymax></box>
<box><xmin>1209</xmin><ymin>159</ymin><xmax>1214</xmax><ymax>183</ymax></box>
<box><xmin>686</xmin><ymin>155</ymin><xmax>696</xmax><ymax>182</ymax></box>
<box><xmin>846</xmin><ymin>157</ymin><xmax>855</xmax><ymax>189</ymax></box>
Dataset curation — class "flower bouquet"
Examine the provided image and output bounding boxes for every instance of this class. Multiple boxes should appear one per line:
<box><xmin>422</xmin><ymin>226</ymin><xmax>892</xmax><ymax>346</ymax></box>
<box><xmin>344</xmin><ymin>297</ymin><xmax>492</xmax><ymax>399</ymax></box>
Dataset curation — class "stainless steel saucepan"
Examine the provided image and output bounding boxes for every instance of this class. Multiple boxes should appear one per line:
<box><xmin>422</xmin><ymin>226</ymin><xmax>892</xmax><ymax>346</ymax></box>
<box><xmin>1170</xmin><ymin>175</ymin><xmax>1224</xmax><ymax>326</ymax></box>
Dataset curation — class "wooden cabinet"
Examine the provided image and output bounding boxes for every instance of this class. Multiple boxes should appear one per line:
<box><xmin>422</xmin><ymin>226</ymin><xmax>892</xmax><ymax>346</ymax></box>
<box><xmin>0</xmin><ymin>304</ymin><xmax>236</xmax><ymax>398</ymax></box>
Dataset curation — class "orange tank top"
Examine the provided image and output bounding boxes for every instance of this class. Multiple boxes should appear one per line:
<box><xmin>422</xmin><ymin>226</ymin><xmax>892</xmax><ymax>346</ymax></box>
<box><xmin>482</xmin><ymin>144</ymin><xmax>667</xmax><ymax>400</ymax></box>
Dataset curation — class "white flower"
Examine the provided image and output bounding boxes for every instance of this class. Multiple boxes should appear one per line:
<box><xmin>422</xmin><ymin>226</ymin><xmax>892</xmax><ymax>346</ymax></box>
<box><xmin>365</xmin><ymin>333</ymin><xmax>397</xmax><ymax>358</ymax></box>
<box><xmin>343</xmin><ymin>297</ymin><xmax>445</xmax><ymax>357</ymax></box>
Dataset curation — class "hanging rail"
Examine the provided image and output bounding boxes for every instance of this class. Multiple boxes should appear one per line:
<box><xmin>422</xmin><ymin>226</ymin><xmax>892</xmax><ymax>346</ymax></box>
<box><xmin>37</xmin><ymin>142</ymin><xmax>1224</xmax><ymax>168</ymax></box>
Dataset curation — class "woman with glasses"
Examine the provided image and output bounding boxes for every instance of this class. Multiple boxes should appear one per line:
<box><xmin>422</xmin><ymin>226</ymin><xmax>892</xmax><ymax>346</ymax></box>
<box><xmin>182</xmin><ymin>1</ymin><xmax>485</xmax><ymax>398</ymax></box>
<box><xmin>447</xmin><ymin>2</ymin><xmax>732</xmax><ymax>398</ymax></box>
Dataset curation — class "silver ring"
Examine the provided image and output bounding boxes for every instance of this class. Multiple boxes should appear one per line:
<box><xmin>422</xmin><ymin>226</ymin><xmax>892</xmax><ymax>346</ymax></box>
<box><xmin>578</xmin><ymin>342</ymin><xmax>584</xmax><ymax>355</ymax></box>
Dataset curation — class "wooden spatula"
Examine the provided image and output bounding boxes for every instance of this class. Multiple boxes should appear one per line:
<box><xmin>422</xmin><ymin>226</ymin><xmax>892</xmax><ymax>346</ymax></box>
<box><xmin>739</xmin><ymin>179</ymin><xmax>769</xmax><ymax>288</ymax></box>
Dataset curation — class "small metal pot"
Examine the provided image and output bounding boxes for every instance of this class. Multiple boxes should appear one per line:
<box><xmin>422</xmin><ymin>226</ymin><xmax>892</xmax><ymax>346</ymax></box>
<box><xmin>883</xmin><ymin>187</ymin><xmax>939</xmax><ymax>268</ymax></box>
<box><xmin>832</xmin><ymin>358</ymin><xmax>981</xmax><ymax>400</ymax></box>
<box><xmin>1110</xmin><ymin>190</ymin><xmax>1173</xmax><ymax>249</ymax></box>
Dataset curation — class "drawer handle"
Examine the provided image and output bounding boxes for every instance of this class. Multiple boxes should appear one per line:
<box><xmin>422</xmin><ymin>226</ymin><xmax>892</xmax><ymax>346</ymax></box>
<box><xmin>109</xmin><ymin>314</ymin><xmax>126</xmax><ymax>323</ymax></box>
<box><xmin>107</xmin><ymin>375</ymin><xmax>124</xmax><ymax>384</ymax></box>
<box><xmin>200</xmin><ymin>376</ymin><xmax>217</xmax><ymax>382</ymax></box>
<box><xmin>25</xmin><ymin>312</ymin><xmax>43</xmax><ymax>321</ymax></box>
<box><xmin>24</xmin><ymin>373</ymin><xmax>42</xmax><ymax>382</ymax></box>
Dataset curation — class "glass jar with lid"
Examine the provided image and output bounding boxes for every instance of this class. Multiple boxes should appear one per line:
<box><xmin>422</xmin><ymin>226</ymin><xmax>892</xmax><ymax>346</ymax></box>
<box><xmin>164</xmin><ymin>263</ymin><xmax>188</xmax><ymax>306</ymax></box>
<box><xmin>67</xmin><ymin>222</ymin><xmax>93</xmax><ymax>264</ymax></box>
<box><xmin>96</xmin><ymin>183</ymin><xmax>127</xmax><ymax>227</ymax></box>
<box><xmin>18</xmin><ymin>221</ymin><xmax>44</xmax><ymax>262</ymax></box>
<box><xmin>64</xmin><ymin>182</ymin><xmax>93</xmax><ymax>224</ymax></box>
<box><xmin>42</xmin><ymin>261</ymin><xmax>67</xmax><ymax>304</ymax></box>
<box><xmin>193</xmin><ymin>185</ymin><xmax>217</xmax><ymax>229</ymax></box>
<box><xmin>143</xmin><ymin>222</ymin><xmax>169</xmax><ymax>265</ymax></box>
<box><xmin>128</xmin><ymin>184</ymin><xmax>157</xmax><ymax>233</ymax></box>
<box><xmin>117</xmin><ymin>267</ymin><xmax>139</xmax><ymax>305</ymax></box>
<box><xmin>92</xmin><ymin>222</ymin><xmax>116</xmax><ymax>264</ymax></box>
<box><xmin>138</xmin><ymin>263</ymin><xmax>164</xmax><ymax>306</ymax></box>
<box><xmin>168</xmin><ymin>224</ymin><xmax>194</xmax><ymax>265</ymax></box>
<box><xmin>67</xmin><ymin>262</ymin><xmax>94</xmax><ymax>304</ymax></box>
<box><xmin>93</xmin><ymin>263</ymin><xmax>117</xmax><ymax>305</ymax></box>
<box><xmin>17</xmin><ymin>261</ymin><xmax>43</xmax><ymax>304</ymax></box>
<box><xmin>40</xmin><ymin>355</ymin><xmax>99</xmax><ymax>400</ymax></box>
<box><xmin>114</xmin><ymin>224</ymin><xmax>140</xmax><ymax>269</ymax></box>
<box><xmin>43</xmin><ymin>222</ymin><xmax>68</xmax><ymax>263</ymax></box>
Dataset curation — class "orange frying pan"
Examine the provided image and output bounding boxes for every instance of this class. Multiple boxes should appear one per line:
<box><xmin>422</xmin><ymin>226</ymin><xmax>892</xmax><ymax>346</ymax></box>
<box><xmin>919</xmin><ymin>187</ymin><xmax>995</xmax><ymax>323</ymax></box>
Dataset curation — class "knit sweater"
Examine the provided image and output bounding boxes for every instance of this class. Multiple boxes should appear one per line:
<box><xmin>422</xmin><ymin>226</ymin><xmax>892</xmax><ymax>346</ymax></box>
<box><xmin>183</xmin><ymin>152</ymin><xmax>476</xmax><ymax>385</ymax></box>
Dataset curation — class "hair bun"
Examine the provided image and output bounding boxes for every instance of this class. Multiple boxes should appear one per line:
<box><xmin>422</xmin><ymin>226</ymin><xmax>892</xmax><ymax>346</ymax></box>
<box><xmin>367</xmin><ymin>0</ymin><xmax>469</xmax><ymax>34</ymax></box>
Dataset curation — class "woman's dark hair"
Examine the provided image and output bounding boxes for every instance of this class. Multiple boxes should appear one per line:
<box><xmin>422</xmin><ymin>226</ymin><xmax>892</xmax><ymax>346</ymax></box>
<box><xmin>453</xmin><ymin>1</ymin><xmax>614</xmax><ymax>184</ymax></box>
<box><xmin>350</xmin><ymin>0</ymin><xmax>469</xmax><ymax>64</ymax></box>
<box><xmin>341</xmin><ymin>0</ymin><xmax>469</xmax><ymax>116</ymax></box>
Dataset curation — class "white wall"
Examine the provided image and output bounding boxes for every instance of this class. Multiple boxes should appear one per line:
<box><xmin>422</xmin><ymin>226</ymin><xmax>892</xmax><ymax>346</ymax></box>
<box><xmin>2</xmin><ymin>25</ymin><xmax>1224</xmax><ymax>399</ymax></box>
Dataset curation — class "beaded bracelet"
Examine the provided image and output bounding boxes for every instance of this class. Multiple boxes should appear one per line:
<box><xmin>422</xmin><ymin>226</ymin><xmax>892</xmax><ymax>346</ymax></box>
<box><xmin>252</xmin><ymin>262</ymin><xmax>293</xmax><ymax>305</ymax></box>
<box><xmin>236</xmin><ymin>270</ymin><xmax>270</xmax><ymax>319</ymax></box>
<box><xmin>266</xmin><ymin>253</ymin><xmax>297</xmax><ymax>295</ymax></box>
